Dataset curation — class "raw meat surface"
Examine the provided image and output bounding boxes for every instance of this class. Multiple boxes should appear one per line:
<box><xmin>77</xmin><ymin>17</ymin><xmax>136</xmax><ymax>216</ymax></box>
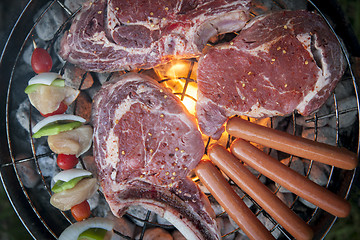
<box><xmin>92</xmin><ymin>73</ymin><xmax>219</xmax><ymax>239</ymax></box>
<box><xmin>60</xmin><ymin>0</ymin><xmax>250</xmax><ymax>72</ymax></box>
<box><xmin>196</xmin><ymin>10</ymin><xmax>346</xmax><ymax>139</ymax></box>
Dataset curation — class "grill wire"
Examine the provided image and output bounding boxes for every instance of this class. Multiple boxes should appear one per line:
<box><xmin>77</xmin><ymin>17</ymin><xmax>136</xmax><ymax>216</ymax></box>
<box><xmin>1</xmin><ymin>0</ymin><xmax>359</xmax><ymax>239</ymax></box>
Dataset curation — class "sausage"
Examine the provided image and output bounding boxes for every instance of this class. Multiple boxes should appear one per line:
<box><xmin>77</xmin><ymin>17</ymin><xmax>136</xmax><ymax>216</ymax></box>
<box><xmin>208</xmin><ymin>144</ymin><xmax>314</xmax><ymax>240</ymax></box>
<box><xmin>230</xmin><ymin>139</ymin><xmax>351</xmax><ymax>218</ymax></box>
<box><xmin>195</xmin><ymin>160</ymin><xmax>275</xmax><ymax>240</ymax></box>
<box><xmin>226</xmin><ymin>117</ymin><xmax>358</xmax><ymax>170</ymax></box>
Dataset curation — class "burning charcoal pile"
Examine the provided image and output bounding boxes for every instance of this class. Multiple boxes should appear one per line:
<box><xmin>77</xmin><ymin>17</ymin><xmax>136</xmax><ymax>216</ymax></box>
<box><xmin>3</xmin><ymin>0</ymin><xmax>359</xmax><ymax>240</ymax></box>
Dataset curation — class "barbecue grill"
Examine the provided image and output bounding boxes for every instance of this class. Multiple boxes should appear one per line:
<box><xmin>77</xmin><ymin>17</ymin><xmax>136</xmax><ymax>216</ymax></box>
<box><xmin>0</xmin><ymin>0</ymin><xmax>359</xmax><ymax>239</ymax></box>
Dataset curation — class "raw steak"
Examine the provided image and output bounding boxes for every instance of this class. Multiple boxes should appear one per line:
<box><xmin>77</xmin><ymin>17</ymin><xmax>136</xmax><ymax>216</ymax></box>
<box><xmin>92</xmin><ymin>73</ymin><xmax>219</xmax><ymax>240</ymax></box>
<box><xmin>196</xmin><ymin>10</ymin><xmax>346</xmax><ymax>139</ymax></box>
<box><xmin>60</xmin><ymin>0</ymin><xmax>250</xmax><ymax>72</ymax></box>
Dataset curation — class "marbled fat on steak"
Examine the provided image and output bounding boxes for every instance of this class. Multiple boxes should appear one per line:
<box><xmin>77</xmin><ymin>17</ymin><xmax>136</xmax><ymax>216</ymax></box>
<box><xmin>92</xmin><ymin>73</ymin><xmax>219</xmax><ymax>240</ymax></box>
<box><xmin>60</xmin><ymin>0</ymin><xmax>250</xmax><ymax>72</ymax></box>
<box><xmin>196</xmin><ymin>10</ymin><xmax>346</xmax><ymax>139</ymax></box>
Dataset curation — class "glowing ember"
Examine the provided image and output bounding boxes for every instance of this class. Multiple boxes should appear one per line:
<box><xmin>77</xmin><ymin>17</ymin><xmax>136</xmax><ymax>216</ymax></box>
<box><xmin>154</xmin><ymin>59</ymin><xmax>198</xmax><ymax>115</ymax></box>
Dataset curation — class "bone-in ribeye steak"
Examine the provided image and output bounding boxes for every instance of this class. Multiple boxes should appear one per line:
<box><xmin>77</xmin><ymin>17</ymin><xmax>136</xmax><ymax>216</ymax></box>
<box><xmin>92</xmin><ymin>73</ymin><xmax>219</xmax><ymax>240</ymax></box>
<box><xmin>196</xmin><ymin>10</ymin><xmax>346</xmax><ymax>139</ymax></box>
<box><xmin>60</xmin><ymin>0</ymin><xmax>250</xmax><ymax>72</ymax></box>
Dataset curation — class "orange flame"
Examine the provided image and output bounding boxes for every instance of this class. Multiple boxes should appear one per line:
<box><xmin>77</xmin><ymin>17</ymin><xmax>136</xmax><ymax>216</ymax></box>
<box><xmin>155</xmin><ymin>59</ymin><xmax>198</xmax><ymax>115</ymax></box>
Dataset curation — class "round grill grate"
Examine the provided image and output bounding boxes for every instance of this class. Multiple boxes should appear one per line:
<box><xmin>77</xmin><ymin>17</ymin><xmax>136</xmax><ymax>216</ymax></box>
<box><xmin>0</xmin><ymin>0</ymin><xmax>359</xmax><ymax>239</ymax></box>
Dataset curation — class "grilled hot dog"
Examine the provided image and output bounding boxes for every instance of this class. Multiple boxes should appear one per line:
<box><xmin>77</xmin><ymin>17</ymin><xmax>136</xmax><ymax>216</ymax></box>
<box><xmin>208</xmin><ymin>144</ymin><xmax>314</xmax><ymax>240</ymax></box>
<box><xmin>195</xmin><ymin>160</ymin><xmax>275</xmax><ymax>240</ymax></box>
<box><xmin>230</xmin><ymin>139</ymin><xmax>351</xmax><ymax>218</ymax></box>
<box><xmin>226</xmin><ymin>117</ymin><xmax>358</xmax><ymax>170</ymax></box>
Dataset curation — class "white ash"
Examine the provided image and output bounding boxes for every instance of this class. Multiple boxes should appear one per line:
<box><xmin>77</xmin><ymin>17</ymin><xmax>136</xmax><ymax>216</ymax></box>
<box><xmin>36</xmin><ymin>144</ymin><xmax>58</xmax><ymax>177</ymax></box>
<box><xmin>95</xmin><ymin>72</ymin><xmax>113</xmax><ymax>85</ymax></box>
<box><xmin>268</xmin><ymin>183</ymin><xmax>294</xmax><ymax>208</ymax></box>
<box><xmin>231</xmin><ymin>185</ymin><xmax>254</xmax><ymax>208</ymax></box>
<box><xmin>281</xmin><ymin>157</ymin><xmax>305</xmax><ymax>173</ymax></box>
<box><xmin>245</xmin><ymin>165</ymin><xmax>267</xmax><ymax>184</ymax></box>
<box><xmin>92</xmin><ymin>194</ymin><xmax>111</xmax><ymax>218</ymax></box>
<box><xmin>301</xmin><ymin>126</ymin><xmax>337</xmax><ymax>146</ymax></box>
<box><xmin>63</xmin><ymin>64</ymin><xmax>94</xmax><ymax>90</ymax></box>
<box><xmin>86</xmin><ymin>83</ymin><xmax>103</xmax><ymax>100</ymax></box>
<box><xmin>209</xmin><ymin>196</ymin><xmax>225</xmax><ymax>216</ymax></box>
<box><xmin>257</xmin><ymin>212</ymin><xmax>282</xmax><ymax>239</ymax></box>
<box><xmin>172</xmin><ymin>230</ymin><xmax>187</xmax><ymax>240</ymax></box>
<box><xmin>303</xmin><ymin>160</ymin><xmax>331</xmax><ymax>187</ymax></box>
<box><xmin>16</xmin><ymin>99</ymin><xmax>43</xmax><ymax>133</ymax></box>
<box><xmin>126</xmin><ymin>205</ymin><xmax>157</xmax><ymax>227</ymax></box>
<box><xmin>329</xmin><ymin>96</ymin><xmax>357</xmax><ymax>129</ymax></box>
<box><xmin>156</xmin><ymin>214</ymin><xmax>172</xmax><ymax>226</ymax></box>
<box><xmin>15</xmin><ymin>158</ymin><xmax>40</xmax><ymax>188</ymax></box>
<box><xmin>136</xmin><ymin>227</ymin><xmax>173</xmax><ymax>240</ymax></box>
<box><xmin>295</xmin><ymin>104</ymin><xmax>330</xmax><ymax>128</ymax></box>
<box><xmin>64</xmin><ymin>0</ymin><xmax>87</xmax><ymax>13</ymax></box>
<box><xmin>327</xmin><ymin>79</ymin><xmax>355</xmax><ymax>104</ymax></box>
<box><xmin>227</xmin><ymin>216</ymin><xmax>240</xmax><ymax>235</ymax></box>
<box><xmin>299</xmin><ymin>198</ymin><xmax>317</xmax><ymax>209</ymax></box>
<box><xmin>16</xmin><ymin>100</ymin><xmax>32</xmax><ymax>132</ymax></box>
<box><xmin>276</xmin><ymin>191</ymin><xmax>294</xmax><ymax>208</ymax></box>
<box><xmin>22</xmin><ymin>43</ymin><xmax>34</xmax><ymax>66</ymax></box>
<box><xmin>33</xmin><ymin>3</ymin><xmax>67</xmax><ymax>41</ymax></box>
<box><xmin>277</xmin><ymin>157</ymin><xmax>305</xmax><ymax>193</ymax></box>
<box><xmin>217</xmin><ymin>216</ymin><xmax>237</xmax><ymax>240</ymax></box>
<box><xmin>87</xmin><ymin>191</ymin><xmax>100</xmax><ymax>211</ymax></box>
<box><xmin>268</xmin><ymin>148</ymin><xmax>279</xmax><ymax>162</ymax></box>
<box><xmin>54</xmin><ymin>32</ymin><xmax>68</xmax><ymax>65</ymax></box>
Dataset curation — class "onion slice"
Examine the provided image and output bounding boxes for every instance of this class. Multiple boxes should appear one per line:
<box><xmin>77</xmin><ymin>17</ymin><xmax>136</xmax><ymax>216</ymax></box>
<box><xmin>53</xmin><ymin>169</ymin><xmax>92</xmax><ymax>183</ymax></box>
<box><xmin>32</xmin><ymin>114</ymin><xmax>86</xmax><ymax>134</ymax></box>
<box><xmin>28</xmin><ymin>72</ymin><xmax>62</xmax><ymax>86</ymax></box>
<box><xmin>58</xmin><ymin>217</ymin><xmax>114</xmax><ymax>240</ymax></box>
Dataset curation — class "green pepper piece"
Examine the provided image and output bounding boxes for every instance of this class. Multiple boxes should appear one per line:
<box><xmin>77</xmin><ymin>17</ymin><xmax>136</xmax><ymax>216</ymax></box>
<box><xmin>78</xmin><ymin>228</ymin><xmax>108</xmax><ymax>240</ymax></box>
<box><xmin>51</xmin><ymin>176</ymin><xmax>90</xmax><ymax>193</ymax></box>
<box><xmin>24</xmin><ymin>78</ymin><xmax>65</xmax><ymax>94</ymax></box>
<box><xmin>32</xmin><ymin>121</ymin><xmax>82</xmax><ymax>138</ymax></box>
<box><xmin>51</xmin><ymin>79</ymin><xmax>66</xmax><ymax>87</ymax></box>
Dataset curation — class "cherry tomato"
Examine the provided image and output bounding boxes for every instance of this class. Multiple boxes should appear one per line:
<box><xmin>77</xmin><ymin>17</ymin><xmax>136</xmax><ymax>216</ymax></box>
<box><xmin>41</xmin><ymin>101</ymin><xmax>68</xmax><ymax>117</ymax></box>
<box><xmin>71</xmin><ymin>200</ymin><xmax>91</xmax><ymax>221</ymax></box>
<box><xmin>31</xmin><ymin>47</ymin><xmax>53</xmax><ymax>73</ymax></box>
<box><xmin>57</xmin><ymin>154</ymin><xmax>78</xmax><ymax>170</ymax></box>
